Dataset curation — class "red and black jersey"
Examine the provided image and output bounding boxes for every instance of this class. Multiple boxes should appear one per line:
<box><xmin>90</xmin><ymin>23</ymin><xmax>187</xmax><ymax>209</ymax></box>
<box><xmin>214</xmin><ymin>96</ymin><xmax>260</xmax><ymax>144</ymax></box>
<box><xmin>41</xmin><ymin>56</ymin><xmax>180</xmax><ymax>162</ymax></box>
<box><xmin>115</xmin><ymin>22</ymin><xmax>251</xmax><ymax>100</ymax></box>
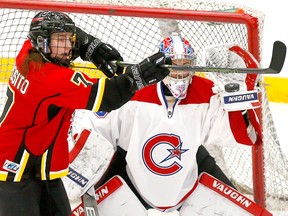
<box><xmin>0</xmin><ymin>39</ymin><xmax>133</xmax><ymax>182</ymax></box>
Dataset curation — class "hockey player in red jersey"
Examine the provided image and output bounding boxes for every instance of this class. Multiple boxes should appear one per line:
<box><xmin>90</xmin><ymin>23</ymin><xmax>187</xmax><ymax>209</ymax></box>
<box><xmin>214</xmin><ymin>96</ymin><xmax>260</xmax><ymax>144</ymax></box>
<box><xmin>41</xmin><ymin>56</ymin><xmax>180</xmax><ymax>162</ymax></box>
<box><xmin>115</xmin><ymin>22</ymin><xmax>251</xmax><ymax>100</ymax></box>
<box><xmin>0</xmin><ymin>11</ymin><xmax>169</xmax><ymax>216</ymax></box>
<box><xmin>68</xmin><ymin>33</ymin><xmax>272</xmax><ymax>215</ymax></box>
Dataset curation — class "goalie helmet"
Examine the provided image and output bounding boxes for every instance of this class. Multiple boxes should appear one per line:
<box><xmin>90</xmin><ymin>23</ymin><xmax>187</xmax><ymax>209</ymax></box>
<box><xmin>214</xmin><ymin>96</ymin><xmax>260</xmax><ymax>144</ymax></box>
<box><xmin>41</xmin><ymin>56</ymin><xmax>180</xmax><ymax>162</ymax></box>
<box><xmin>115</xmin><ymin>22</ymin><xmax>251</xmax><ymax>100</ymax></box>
<box><xmin>159</xmin><ymin>32</ymin><xmax>196</xmax><ymax>99</ymax></box>
<box><xmin>28</xmin><ymin>11</ymin><xmax>76</xmax><ymax>66</ymax></box>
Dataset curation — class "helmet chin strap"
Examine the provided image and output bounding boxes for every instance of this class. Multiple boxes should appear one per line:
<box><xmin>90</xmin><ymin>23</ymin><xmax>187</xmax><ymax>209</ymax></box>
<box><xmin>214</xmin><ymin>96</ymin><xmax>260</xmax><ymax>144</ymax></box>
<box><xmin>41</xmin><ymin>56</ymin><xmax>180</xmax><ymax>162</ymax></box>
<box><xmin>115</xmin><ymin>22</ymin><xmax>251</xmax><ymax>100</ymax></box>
<box><xmin>39</xmin><ymin>47</ymin><xmax>73</xmax><ymax>67</ymax></box>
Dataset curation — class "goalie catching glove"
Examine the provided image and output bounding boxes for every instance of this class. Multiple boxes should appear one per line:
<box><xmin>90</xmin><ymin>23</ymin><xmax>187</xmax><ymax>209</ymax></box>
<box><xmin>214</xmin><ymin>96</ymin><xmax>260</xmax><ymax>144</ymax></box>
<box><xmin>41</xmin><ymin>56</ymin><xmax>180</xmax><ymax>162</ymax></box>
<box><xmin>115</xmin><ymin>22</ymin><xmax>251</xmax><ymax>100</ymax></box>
<box><xmin>125</xmin><ymin>52</ymin><xmax>170</xmax><ymax>92</ymax></box>
<box><xmin>76</xmin><ymin>27</ymin><xmax>124</xmax><ymax>77</ymax></box>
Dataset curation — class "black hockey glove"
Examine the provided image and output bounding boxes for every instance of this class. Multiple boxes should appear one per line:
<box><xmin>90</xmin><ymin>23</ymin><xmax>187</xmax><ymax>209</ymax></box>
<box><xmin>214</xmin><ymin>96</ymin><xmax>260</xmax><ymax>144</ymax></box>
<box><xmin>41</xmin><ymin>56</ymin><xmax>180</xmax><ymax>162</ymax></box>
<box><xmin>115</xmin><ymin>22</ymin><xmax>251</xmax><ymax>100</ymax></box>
<box><xmin>124</xmin><ymin>52</ymin><xmax>170</xmax><ymax>93</ymax></box>
<box><xmin>76</xmin><ymin>27</ymin><xmax>124</xmax><ymax>78</ymax></box>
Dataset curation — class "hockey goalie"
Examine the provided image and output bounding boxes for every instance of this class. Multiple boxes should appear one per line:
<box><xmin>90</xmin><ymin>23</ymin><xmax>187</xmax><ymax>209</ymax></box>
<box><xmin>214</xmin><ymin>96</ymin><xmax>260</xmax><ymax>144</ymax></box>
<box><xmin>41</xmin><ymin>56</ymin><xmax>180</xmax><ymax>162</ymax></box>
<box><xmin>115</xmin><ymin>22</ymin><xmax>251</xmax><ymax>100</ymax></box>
<box><xmin>65</xmin><ymin>33</ymin><xmax>271</xmax><ymax>216</ymax></box>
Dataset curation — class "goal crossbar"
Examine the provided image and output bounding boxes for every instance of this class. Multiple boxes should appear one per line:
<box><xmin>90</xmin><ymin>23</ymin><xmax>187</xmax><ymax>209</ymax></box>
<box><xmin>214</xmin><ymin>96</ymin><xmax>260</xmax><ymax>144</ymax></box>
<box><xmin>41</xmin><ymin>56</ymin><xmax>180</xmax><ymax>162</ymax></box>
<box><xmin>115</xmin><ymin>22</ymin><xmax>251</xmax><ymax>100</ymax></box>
<box><xmin>0</xmin><ymin>0</ymin><xmax>260</xmax><ymax>59</ymax></box>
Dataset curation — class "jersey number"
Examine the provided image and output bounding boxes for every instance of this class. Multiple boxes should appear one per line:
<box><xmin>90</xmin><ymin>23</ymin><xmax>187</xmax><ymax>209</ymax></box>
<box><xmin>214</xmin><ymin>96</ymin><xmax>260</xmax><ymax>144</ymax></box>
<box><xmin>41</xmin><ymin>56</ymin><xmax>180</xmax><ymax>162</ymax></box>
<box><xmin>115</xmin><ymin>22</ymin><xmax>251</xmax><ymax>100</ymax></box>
<box><xmin>72</xmin><ymin>72</ymin><xmax>93</xmax><ymax>87</ymax></box>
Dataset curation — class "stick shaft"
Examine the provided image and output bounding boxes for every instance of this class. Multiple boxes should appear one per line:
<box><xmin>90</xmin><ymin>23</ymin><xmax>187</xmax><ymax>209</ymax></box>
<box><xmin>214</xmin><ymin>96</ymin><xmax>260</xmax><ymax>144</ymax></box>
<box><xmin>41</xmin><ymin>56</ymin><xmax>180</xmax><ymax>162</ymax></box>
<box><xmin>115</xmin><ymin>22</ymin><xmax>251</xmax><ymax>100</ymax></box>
<box><xmin>72</xmin><ymin>41</ymin><xmax>286</xmax><ymax>75</ymax></box>
<box><xmin>82</xmin><ymin>187</ymin><xmax>100</xmax><ymax>216</ymax></box>
<box><xmin>112</xmin><ymin>41</ymin><xmax>286</xmax><ymax>74</ymax></box>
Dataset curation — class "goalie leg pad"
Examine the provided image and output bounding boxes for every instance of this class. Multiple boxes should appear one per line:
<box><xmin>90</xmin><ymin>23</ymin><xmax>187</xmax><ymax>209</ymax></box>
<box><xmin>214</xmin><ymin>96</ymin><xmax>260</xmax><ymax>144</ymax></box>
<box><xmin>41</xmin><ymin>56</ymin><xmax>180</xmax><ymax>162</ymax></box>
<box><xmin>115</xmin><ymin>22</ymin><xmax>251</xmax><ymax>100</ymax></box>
<box><xmin>179</xmin><ymin>173</ymin><xmax>272</xmax><ymax>216</ymax></box>
<box><xmin>72</xmin><ymin>175</ymin><xmax>148</xmax><ymax>216</ymax></box>
<box><xmin>64</xmin><ymin>129</ymin><xmax>115</xmax><ymax>201</ymax></box>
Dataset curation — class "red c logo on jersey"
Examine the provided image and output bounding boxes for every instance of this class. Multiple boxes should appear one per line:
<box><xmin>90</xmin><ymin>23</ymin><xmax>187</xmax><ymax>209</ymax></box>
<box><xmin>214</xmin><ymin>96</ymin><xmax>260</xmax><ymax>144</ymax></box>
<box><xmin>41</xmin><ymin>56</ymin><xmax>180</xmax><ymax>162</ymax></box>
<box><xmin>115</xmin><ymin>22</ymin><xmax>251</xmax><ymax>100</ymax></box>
<box><xmin>142</xmin><ymin>133</ymin><xmax>188</xmax><ymax>176</ymax></box>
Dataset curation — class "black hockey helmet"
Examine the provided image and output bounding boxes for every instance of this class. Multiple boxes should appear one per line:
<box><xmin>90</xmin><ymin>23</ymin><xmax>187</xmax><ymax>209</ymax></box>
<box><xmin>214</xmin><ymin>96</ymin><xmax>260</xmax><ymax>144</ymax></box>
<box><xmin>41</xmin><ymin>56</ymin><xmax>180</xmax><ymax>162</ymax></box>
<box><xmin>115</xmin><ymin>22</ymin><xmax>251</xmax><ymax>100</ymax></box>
<box><xmin>28</xmin><ymin>11</ymin><xmax>76</xmax><ymax>65</ymax></box>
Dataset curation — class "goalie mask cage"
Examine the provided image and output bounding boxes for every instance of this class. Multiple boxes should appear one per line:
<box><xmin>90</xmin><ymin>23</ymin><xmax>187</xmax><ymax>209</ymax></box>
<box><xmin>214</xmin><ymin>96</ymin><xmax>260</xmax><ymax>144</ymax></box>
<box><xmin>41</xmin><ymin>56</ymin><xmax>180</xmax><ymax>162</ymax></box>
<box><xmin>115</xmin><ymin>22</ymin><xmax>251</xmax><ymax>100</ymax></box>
<box><xmin>0</xmin><ymin>0</ymin><xmax>287</xmax><ymax>213</ymax></box>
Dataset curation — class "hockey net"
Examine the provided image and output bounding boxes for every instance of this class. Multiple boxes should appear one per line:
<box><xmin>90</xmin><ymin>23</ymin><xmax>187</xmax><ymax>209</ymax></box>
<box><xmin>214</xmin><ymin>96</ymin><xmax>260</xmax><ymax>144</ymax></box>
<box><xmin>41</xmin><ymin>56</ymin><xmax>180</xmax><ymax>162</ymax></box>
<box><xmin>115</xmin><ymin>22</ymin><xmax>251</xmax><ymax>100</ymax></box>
<box><xmin>0</xmin><ymin>0</ymin><xmax>287</xmax><ymax>212</ymax></box>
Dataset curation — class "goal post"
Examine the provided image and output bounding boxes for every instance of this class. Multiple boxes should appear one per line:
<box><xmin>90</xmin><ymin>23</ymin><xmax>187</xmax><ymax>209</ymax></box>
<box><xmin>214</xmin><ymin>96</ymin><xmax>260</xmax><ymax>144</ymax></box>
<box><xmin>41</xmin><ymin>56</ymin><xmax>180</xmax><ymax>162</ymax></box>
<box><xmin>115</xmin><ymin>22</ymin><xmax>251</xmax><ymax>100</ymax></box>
<box><xmin>0</xmin><ymin>0</ymin><xmax>287</xmax><ymax>212</ymax></box>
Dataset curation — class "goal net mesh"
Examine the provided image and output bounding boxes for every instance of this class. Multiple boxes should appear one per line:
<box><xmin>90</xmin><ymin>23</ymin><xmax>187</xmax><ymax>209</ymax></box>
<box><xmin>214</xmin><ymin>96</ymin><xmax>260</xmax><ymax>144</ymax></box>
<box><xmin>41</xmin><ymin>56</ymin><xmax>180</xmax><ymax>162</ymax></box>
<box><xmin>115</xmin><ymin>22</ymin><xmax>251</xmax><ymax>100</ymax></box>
<box><xmin>0</xmin><ymin>0</ymin><xmax>287</xmax><ymax>212</ymax></box>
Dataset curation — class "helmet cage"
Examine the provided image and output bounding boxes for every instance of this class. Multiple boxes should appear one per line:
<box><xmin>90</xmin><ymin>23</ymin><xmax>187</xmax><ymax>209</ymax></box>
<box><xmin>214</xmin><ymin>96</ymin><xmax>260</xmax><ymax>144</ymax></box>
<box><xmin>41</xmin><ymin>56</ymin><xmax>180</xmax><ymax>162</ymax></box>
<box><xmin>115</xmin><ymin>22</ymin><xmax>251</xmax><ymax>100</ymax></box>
<box><xmin>159</xmin><ymin>32</ymin><xmax>196</xmax><ymax>99</ymax></box>
<box><xmin>163</xmin><ymin>73</ymin><xmax>192</xmax><ymax>99</ymax></box>
<box><xmin>28</xmin><ymin>11</ymin><xmax>76</xmax><ymax>65</ymax></box>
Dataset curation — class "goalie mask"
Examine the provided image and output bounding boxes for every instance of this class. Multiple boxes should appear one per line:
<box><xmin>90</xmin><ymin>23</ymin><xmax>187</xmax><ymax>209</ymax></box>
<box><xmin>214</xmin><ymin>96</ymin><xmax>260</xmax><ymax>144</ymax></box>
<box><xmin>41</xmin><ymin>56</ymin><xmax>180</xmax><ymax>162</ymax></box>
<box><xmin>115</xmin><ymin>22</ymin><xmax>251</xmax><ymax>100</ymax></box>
<box><xmin>28</xmin><ymin>11</ymin><xmax>76</xmax><ymax>66</ymax></box>
<box><xmin>159</xmin><ymin>32</ymin><xmax>197</xmax><ymax>99</ymax></box>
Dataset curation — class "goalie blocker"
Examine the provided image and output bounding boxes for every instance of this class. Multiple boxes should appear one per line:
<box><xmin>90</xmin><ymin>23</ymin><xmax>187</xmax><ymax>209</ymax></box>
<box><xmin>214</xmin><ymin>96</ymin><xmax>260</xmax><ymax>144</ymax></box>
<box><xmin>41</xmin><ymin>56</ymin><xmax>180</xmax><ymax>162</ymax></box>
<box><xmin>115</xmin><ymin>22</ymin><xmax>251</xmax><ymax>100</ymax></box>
<box><xmin>71</xmin><ymin>173</ymin><xmax>272</xmax><ymax>216</ymax></box>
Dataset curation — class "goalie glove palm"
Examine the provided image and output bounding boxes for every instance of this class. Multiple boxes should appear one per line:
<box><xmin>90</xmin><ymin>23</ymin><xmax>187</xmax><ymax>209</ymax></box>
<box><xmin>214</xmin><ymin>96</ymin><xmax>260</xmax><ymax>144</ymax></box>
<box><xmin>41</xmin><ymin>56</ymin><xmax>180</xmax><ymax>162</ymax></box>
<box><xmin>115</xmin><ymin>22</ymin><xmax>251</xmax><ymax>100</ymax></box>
<box><xmin>125</xmin><ymin>52</ymin><xmax>169</xmax><ymax>92</ymax></box>
<box><xmin>76</xmin><ymin>27</ymin><xmax>123</xmax><ymax>77</ymax></box>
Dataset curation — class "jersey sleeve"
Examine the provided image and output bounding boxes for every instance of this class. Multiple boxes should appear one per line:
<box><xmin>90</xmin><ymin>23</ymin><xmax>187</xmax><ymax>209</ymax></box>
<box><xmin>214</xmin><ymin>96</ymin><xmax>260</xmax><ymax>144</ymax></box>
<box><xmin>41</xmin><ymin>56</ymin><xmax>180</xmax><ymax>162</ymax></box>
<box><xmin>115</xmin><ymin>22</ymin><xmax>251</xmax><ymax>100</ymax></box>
<box><xmin>90</xmin><ymin>102</ymin><xmax>135</xmax><ymax>151</ymax></box>
<box><xmin>40</xmin><ymin>64</ymin><xmax>134</xmax><ymax>112</ymax></box>
<box><xmin>201</xmin><ymin>94</ymin><xmax>257</xmax><ymax>147</ymax></box>
<box><xmin>71</xmin><ymin>100</ymin><xmax>136</xmax><ymax>151</ymax></box>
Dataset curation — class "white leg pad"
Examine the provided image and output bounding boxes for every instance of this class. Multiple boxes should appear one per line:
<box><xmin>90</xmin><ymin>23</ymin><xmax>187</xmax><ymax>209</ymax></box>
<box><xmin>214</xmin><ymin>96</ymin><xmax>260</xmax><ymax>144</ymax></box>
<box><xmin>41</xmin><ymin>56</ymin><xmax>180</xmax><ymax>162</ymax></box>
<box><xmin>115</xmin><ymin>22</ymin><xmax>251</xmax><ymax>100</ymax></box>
<box><xmin>179</xmin><ymin>173</ymin><xmax>272</xmax><ymax>216</ymax></box>
<box><xmin>72</xmin><ymin>175</ymin><xmax>148</xmax><ymax>216</ymax></box>
<box><xmin>64</xmin><ymin>128</ymin><xmax>115</xmax><ymax>201</ymax></box>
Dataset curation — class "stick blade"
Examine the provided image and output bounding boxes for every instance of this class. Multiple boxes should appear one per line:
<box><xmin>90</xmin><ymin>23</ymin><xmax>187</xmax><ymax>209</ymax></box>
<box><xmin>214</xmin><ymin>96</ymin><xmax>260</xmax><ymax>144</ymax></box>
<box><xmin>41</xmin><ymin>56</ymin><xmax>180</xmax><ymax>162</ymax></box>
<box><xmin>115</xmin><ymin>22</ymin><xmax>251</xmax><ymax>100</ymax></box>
<box><xmin>82</xmin><ymin>191</ymin><xmax>99</xmax><ymax>216</ymax></box>
<box><xmin>269</xmin><ymin>41</ymin><xmax>286</xmax><ymax>73</ymax></box>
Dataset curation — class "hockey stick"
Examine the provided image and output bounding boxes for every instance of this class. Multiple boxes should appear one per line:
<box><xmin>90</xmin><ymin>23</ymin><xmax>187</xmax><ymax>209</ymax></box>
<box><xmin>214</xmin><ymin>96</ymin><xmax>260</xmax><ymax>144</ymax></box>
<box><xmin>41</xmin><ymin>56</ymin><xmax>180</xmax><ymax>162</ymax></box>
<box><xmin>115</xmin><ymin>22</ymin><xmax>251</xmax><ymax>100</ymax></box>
<box><xmin>111</xmin><ymin>41</ymin><xmax>286</xmax><ymax>74</ymax></box>
<box><xmin>82</xmin><ymin>186</ymin><xmax>100</xmax><ymax>216</ymax></box>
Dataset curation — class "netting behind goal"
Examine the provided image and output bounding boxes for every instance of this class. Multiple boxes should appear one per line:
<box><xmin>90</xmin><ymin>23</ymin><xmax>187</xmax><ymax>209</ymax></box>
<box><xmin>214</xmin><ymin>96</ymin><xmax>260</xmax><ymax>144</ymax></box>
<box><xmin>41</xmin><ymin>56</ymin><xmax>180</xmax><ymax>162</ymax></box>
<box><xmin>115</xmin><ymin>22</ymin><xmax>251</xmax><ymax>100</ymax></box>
<box><xmin>0</xmin><ymin>0</ymin><xmax>287</xmax><ymax>212</ymax></box>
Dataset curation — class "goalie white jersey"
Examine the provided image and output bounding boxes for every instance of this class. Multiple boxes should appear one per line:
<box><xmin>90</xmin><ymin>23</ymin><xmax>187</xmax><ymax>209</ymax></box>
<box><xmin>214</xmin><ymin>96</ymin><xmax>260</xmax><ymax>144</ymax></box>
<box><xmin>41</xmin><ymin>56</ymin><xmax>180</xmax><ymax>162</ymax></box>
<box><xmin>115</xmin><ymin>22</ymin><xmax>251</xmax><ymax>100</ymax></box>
<box><xmin>70</xmin><ymin>75</ymin><xmax>258</xmax><ymax>211</ymax></box>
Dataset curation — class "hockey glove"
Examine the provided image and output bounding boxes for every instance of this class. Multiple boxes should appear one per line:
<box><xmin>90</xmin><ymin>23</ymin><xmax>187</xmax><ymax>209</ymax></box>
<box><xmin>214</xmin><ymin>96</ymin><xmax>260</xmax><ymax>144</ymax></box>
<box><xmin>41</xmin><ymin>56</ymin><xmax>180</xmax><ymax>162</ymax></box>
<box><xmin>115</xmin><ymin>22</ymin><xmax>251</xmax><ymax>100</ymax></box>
<box><xmin>76</xmin><ymin>27</ymin><xmax>124</xmax><ymax>77</ymax></box>
<box><xmin>125</xmin><ymin>52</ymin><xmax>169</xmax><ymax>92</ymax></box>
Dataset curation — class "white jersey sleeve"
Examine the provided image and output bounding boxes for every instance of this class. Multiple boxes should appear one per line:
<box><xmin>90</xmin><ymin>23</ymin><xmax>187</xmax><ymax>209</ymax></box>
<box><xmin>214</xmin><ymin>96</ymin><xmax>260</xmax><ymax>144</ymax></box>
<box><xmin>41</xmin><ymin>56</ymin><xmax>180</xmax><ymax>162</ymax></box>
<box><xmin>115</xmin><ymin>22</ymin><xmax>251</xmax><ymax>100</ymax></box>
<box><xmin>201</xmin><ymin>94</ymin><xmax>257</xmax><ymax>147</ymax></box>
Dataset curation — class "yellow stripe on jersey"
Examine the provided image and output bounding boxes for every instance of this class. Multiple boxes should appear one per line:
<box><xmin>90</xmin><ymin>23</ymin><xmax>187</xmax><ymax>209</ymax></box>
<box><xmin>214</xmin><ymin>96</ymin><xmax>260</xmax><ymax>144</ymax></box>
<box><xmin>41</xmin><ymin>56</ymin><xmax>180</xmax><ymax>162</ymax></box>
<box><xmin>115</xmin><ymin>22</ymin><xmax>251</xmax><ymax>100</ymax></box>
<box><xmin>14</xmin><ymin>150</ymin><xmax>30</xmax><ymax>182</ymax></box>
<box><xmin>92</xmin><ymin>77</ymin><xmax>106</xmax><ymax>112</ymax></box>
<box><xmin>0</xmin><ymin>171</ymin><xmax>8</xmax><ymax>181</ymax></box>
<box><xmin>70</xmin><ymin>62</ymin><xmax>103</xmax><ymax>78</ymax></box>
<box><xmin>41</xmin><ymin>150</ymin><xmax>48</xmax><ymax>180</ymax></box>
<box><xmin>49</xmin><ymin>168</ymin><xmax>69</xmax><ymax>180</ymax></box>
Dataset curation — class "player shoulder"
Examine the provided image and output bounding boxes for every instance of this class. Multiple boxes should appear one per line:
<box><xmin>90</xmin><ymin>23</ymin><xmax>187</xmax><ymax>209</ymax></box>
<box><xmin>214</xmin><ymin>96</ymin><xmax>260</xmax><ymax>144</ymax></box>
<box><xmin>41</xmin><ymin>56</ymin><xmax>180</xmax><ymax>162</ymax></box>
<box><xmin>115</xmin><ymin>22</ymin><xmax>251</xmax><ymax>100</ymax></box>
<box><xmin>190</xmin><ymin>75</ymin><xmax>214</xmax><ymax>92</ymax></box>
<box><xmin>192</xmin><ymin>75</ymin><xmax>214</xmax><ymax>86</ymax></box>
<box><xmin>42</xmin><ymin>63</ymin><xmax>75</xmax><ymax>78</ymax></box>
<box><xmin>183</xmin><ymin>75</ymin><xmax>215</xmax><ymax>103</ymax></box>
<box><xmin>131</xmin><ymin>84</ymin><xmax>161</xmax><ymax>104</ymax></box>
<box><xmin>43</xmin><ymin>62</ymin><xmax>70</xmax><ymax>71</ymax></box>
